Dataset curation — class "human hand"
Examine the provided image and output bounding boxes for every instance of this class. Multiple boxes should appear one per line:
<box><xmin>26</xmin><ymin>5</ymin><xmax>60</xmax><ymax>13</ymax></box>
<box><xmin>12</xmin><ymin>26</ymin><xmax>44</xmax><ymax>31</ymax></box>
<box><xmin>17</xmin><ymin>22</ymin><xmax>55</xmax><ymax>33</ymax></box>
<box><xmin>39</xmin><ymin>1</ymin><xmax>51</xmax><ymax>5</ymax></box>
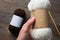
<box><xmin>17</xmin><ymin>17</ymin><xmax>35</xmax><ymax>40</ymax></box>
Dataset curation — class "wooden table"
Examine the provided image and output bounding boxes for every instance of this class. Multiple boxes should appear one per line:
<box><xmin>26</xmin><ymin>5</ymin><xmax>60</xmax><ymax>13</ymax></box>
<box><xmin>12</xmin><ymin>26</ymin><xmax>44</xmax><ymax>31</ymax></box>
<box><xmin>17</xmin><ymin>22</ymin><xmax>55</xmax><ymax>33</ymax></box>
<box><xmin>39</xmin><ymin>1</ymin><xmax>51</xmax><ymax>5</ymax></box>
<box><xmin>0</xmin><ymin>0</ymin><xmax>60</xmax><ymax>40</ymax></box>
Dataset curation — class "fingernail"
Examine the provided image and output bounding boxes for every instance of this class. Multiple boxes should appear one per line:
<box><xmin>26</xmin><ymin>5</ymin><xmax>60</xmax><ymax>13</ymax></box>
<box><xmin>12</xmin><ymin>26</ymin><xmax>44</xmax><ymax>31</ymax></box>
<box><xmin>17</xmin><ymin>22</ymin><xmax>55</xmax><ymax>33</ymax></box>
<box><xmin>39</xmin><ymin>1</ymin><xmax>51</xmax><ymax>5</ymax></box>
<box><xmin>31</xmin><ymin>17</ymin><xmax>35</xmax><ymax>19</ymax></box>
<box><xmin>31</xmin><ymin>17</ymin><xmax>36</xmax><ymax>21</ymax></box>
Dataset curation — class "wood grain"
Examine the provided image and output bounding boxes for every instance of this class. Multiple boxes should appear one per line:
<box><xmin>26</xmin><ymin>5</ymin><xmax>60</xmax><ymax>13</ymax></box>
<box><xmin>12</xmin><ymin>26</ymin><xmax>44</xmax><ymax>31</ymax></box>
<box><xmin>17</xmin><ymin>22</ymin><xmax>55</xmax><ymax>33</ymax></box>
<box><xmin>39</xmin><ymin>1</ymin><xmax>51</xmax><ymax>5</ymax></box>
<box><xmin>0</xmin><ymin>0</ymin><xmax>60</xmax><ymax>40</ymax></box>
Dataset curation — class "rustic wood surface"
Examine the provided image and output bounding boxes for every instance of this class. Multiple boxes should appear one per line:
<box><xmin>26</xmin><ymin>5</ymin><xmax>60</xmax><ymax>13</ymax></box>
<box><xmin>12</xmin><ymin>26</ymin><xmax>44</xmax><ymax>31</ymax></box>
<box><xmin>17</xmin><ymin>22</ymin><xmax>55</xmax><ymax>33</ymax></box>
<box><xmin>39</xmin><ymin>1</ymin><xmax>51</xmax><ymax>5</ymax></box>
<box><xmin>0</xmin><ymin>0</ymin><xmax>60</xmax><ymax>40</ymax></box>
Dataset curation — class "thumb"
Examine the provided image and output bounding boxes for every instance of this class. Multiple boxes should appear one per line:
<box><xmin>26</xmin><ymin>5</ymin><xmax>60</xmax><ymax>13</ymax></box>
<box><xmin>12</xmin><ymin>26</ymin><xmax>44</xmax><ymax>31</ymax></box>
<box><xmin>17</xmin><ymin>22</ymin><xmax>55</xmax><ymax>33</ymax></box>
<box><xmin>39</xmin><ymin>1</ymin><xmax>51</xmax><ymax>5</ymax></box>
<box><xmin>17</xmin><ymin>17</ymin><xmax>35</xmax><ymax>40</ymax></box>
<box><xmin>21</xmin><ymin>17</ymin><xmax>36</xmax><ymax>32</ymax></box>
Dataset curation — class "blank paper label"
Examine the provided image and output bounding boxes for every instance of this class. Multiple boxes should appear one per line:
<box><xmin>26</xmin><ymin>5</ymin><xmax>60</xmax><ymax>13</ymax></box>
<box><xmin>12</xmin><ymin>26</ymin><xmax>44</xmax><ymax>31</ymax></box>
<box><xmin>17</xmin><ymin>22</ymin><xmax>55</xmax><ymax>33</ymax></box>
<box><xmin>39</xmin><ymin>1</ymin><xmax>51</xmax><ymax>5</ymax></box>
<box><xmin>10</xmin><ymin>15</ymin><xmax>23</xmax><ymax>27</ymax></box>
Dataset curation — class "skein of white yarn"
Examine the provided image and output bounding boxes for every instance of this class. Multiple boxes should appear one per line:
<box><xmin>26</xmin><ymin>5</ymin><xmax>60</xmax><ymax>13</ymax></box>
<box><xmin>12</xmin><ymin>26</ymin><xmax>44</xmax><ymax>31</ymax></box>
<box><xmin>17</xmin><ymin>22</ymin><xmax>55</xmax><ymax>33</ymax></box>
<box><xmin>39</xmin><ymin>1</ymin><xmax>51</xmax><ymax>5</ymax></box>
<box><xmin>27</xmin><ymin>0</ymin><xmax>52</xmax><ymax>40</ymax></box>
